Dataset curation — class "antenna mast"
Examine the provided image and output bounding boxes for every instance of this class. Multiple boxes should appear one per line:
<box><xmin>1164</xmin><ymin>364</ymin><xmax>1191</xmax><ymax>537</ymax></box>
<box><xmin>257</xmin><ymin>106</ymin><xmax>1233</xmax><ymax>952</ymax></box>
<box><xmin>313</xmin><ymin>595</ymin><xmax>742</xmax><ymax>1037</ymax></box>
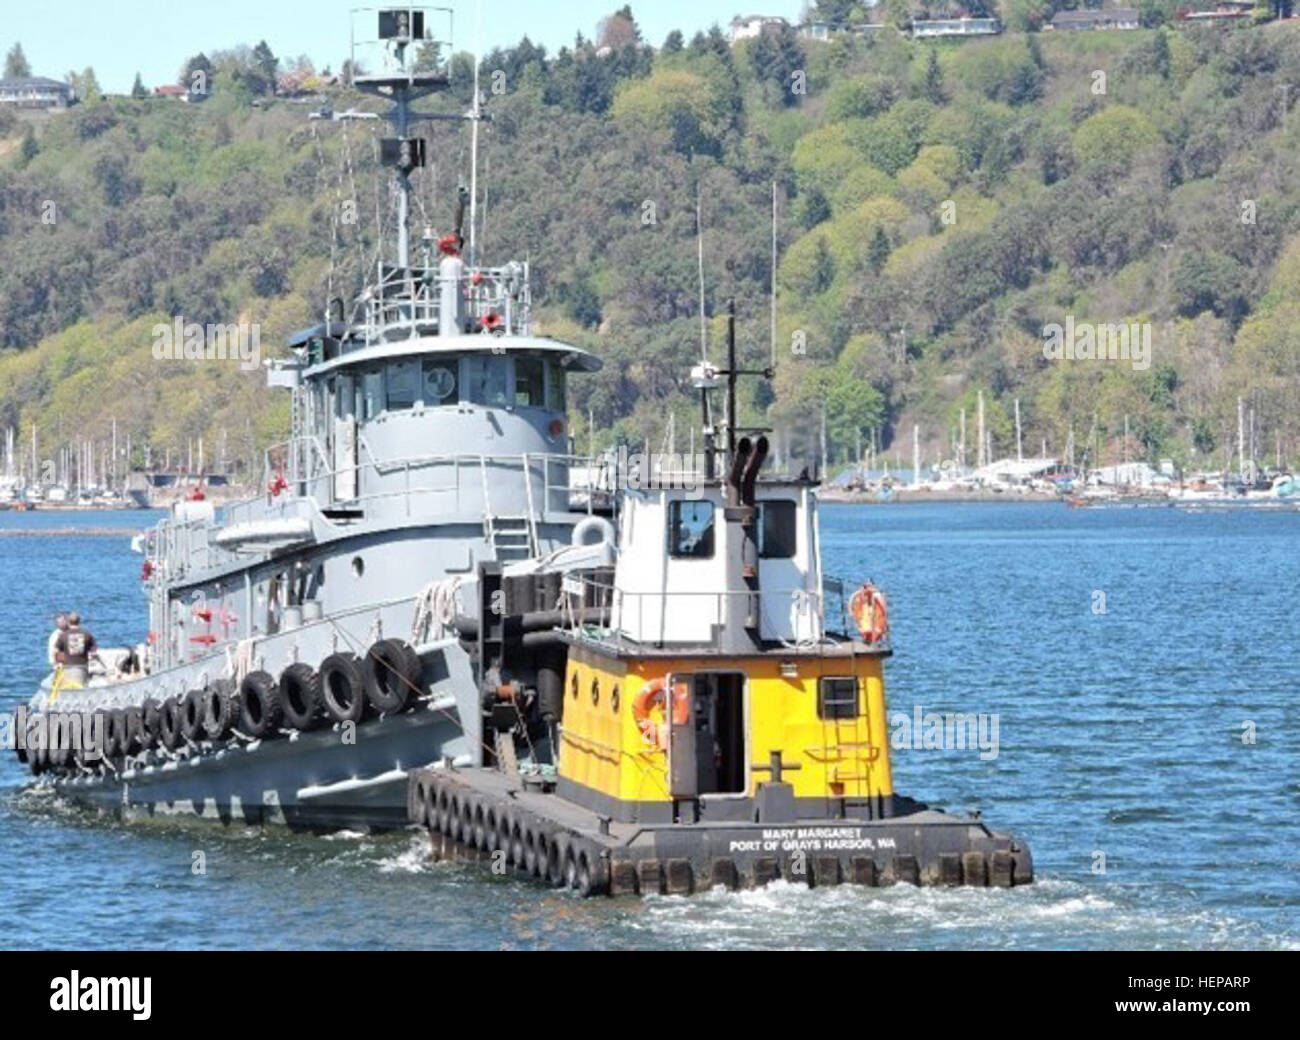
<box><xmin>468</xmin><ymin>0</ymin><xmax>482</xmax><ymax>267</ymax></box>
<box><xmin>349</xmin><ymin>6</ymin><xmax>452</xmax><ymax>270</ymax></box>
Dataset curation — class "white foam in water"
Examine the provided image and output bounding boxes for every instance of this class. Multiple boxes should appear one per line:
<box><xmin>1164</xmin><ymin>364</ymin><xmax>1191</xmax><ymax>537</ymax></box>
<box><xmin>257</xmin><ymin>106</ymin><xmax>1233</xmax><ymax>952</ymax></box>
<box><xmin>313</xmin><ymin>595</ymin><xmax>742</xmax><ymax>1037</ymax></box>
<box><xmin>376</xmin><ymin>835</ymin><xmax>434</xmax><ymax>875</ymax></box>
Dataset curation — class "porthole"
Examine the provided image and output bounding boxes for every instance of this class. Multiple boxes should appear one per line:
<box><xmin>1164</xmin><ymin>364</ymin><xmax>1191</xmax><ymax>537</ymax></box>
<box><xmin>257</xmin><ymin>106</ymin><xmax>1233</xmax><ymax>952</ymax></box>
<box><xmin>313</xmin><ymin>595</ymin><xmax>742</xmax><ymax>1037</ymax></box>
<box><xmin>351</xmin><ymin>556</ymin><xmax>364</xmax><ymax>578</ymax></box>
<box><xmin>610</xmin><ymin>684</ymin><xmax>620</xmax><ymax>713</ymax></box>
<box><xmin>591</xmin><ymin>678</ymin><xmax>600</xmax><ymax>707</ymax></box>
<box><xmin>570</xmin><ymin>671</ymin><xmax>579</xmax><ymax>700</ymax></box>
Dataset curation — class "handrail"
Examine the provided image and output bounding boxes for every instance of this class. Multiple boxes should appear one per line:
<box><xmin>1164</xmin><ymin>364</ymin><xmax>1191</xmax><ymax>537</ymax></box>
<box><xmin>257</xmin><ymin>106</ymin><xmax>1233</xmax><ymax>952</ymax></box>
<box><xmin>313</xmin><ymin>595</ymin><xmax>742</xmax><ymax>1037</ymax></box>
<box><xmin>145</xmin><ymin>450</ymin><xmax>605</xmax><ymax>584</ymax></box>
<box><xmin>563</xmin><ymin>575</ymin><xmax>866</xmax><ymax>653</ymax></box>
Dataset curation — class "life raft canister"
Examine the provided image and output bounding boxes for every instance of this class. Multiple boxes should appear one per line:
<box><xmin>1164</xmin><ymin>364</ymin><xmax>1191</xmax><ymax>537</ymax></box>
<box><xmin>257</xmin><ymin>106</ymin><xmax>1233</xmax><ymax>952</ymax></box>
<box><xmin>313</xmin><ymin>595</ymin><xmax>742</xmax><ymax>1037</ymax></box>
<box><xmin>631</xmin><ymin>677</ymin><xmax>689</xmax><ymax>751</ymax></box>
<box><xmin>849</xmin><ymin>582</ymin><xmax>889</xmax><ymax>644</ymax></box>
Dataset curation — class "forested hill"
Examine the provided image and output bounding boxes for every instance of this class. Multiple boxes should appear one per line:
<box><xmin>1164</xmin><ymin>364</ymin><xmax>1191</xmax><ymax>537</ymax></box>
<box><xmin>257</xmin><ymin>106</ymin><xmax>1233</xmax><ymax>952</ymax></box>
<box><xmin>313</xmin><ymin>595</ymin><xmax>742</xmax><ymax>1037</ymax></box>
<box><xmin>3</xmin><ymin>12</ymin><xmax>1300</xmax><ymax>477</ymax></box>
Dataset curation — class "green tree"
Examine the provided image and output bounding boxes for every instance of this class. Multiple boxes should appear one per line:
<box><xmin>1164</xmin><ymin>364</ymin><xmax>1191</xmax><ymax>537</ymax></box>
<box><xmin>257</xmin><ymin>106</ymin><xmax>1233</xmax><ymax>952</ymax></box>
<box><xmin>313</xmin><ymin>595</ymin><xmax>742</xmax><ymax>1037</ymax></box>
<box><xmin>867</xmin><ymin>226</ymin><xmax>891</xmax><ymax>274</ymax></box>
<box><xmin>131</xmin><ymin>72</ymin><xmax>147</xmax><ymax>98</ymax></box>
<box><xmin>4</xmin><ymin>42</ymin><xmax>31</xmax><ymax>79</ymax></box>
<box><xmin>68</xmin><ymin>67</ymin><xmax>102</xmax><ymax>102</ymax></box>
<box><xmin>923</xmin><ymin>49</ymin><xmax>945</xmax><ymax>105</ymax></box>
<box><xmin>747</xmin><ymin>24</ymin><xmax>805</xmax><ymax>108</ymax></box>
<box><xmin>1071</xmin><ymin>105</ymin><xmax>1160</xmax><ymax>177</ymax></box>
<box><xmin>251</xmin><ymin>40</ymin><xmax>279</xmax><ymax>94</ymax></box>
<box><xmin>19</xmin><ymin>125</ymin><xmax>37</xmax><ymax>164</ymax></box>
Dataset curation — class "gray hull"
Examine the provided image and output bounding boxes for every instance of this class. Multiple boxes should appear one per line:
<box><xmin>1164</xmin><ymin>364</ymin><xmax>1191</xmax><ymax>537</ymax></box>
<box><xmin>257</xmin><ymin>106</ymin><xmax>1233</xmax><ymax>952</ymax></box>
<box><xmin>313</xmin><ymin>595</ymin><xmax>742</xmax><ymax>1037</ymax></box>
<box><xmin>50</xmin><ymin>706</ymin><xmax>465</xmax><ymax>831</ymax></box>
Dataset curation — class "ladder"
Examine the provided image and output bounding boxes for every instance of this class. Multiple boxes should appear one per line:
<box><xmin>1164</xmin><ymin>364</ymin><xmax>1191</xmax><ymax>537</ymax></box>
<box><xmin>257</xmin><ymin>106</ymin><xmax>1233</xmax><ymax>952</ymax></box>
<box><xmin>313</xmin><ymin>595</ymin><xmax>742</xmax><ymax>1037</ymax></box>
<box><xmin>479</xmin><ymin>455</ymin><xmax>538</xmax><ymax>561</ymax></box>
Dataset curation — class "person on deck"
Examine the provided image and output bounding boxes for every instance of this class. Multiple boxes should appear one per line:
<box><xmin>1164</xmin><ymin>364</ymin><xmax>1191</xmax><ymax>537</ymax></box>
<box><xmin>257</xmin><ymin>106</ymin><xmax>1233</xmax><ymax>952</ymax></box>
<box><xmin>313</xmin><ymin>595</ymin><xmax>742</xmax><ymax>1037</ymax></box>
<box><xmin>54</xmin><ymin>612</ymin><xmax>99</xmax><ymax>688</ymax></box>
<box><xmin>46</xmin><ymin>614</ymin><xmax>68</xmax><ymax>669</ymax></box>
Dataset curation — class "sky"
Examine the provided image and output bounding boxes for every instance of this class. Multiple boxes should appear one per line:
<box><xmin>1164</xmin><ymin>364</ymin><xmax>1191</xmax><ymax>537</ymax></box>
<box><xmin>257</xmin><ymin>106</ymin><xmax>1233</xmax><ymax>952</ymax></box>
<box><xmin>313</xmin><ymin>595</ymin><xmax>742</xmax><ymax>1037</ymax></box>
<box><xmin>1</xmin><ymin>0</ymin><xmax>808</xmax><ymax>94</ymax></box>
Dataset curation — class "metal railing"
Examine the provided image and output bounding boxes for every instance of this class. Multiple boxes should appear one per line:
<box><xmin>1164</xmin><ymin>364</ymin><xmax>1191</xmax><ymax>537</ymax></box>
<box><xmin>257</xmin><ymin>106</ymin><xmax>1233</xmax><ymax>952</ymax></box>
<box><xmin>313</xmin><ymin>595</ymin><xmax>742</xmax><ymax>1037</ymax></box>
<box><xmin>561</xmin><ymin>575</ymin><xmax>868</xmax><ymax>653</ymax></box>
<box><xmin>144</xmin><ymin>448</ymin><xmax>608</xmax><ymax>585</ymax></box>
<box><xmin>338</xmin><ymin>260</ymin><xmax>531</xmax><ymax>349</ymax></box>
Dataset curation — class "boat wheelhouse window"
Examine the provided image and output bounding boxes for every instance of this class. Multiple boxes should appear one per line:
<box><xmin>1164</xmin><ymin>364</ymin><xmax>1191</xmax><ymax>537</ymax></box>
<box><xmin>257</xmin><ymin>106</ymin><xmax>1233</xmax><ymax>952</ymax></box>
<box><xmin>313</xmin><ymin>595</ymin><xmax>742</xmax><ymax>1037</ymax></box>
<box><xmin>818</xmin><ymin>677</ymin><xmax>859</xmax><ymax>720</ymax></box>
<box><xmin>463</xmin><ymin>355</ymin><xmax>510</xmax><ymax>406</ymax></box>
<box><xmin>546</xmin><ymin>360</ymin><xmax>566</xmax><ymax>412</ymax></box>
<box><xmin>758</xmin><ymin>499</ymin><xmax>797</xmax><ymax>558</ymax></box>
<box><xmin>421</xmin><ymin>358</ymin><xmax>457</xmax><ymax>404</ymax></box>
<box><xmin>385</xmin><ymin>360</ymin><xmax>420</xmax><ymax>410</ymax></box>
<box><xmin>362</xmin><ymin>368</ymin><xmax>384</xmax><ymax>420</ymax></box>
<box><xmin>668</xmin><ymin>500</ymin><xmax>715</xmax><ymax>558</ymax></box>
<box><xmin>515</xmin><ymin>355</ymin><xmax>545</xmax><ymax>408</ymax></box>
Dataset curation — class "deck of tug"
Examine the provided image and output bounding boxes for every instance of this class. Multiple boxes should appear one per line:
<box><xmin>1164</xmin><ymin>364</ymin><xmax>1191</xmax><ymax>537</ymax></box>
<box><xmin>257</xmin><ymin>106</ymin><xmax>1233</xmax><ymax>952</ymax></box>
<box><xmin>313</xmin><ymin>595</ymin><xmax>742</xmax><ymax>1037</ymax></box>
<box><xmin>410</xmin><ymin>767</ymin><xmax>1033</xmax><ymax>896</ymax></box>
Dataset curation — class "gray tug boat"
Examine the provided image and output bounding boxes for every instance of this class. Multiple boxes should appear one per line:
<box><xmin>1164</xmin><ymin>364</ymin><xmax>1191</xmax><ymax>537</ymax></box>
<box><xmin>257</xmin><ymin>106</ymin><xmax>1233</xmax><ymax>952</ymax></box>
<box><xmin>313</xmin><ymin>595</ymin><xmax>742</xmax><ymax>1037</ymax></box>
<box><xmin>20</xmin><ymin>7</ymin><xmax>606</xmax><ymax>830</ymax></box>
<box><xmin>16</xmin><ymin>6</ymin><xmax>1032</xmax><ymax>897</ymax></box>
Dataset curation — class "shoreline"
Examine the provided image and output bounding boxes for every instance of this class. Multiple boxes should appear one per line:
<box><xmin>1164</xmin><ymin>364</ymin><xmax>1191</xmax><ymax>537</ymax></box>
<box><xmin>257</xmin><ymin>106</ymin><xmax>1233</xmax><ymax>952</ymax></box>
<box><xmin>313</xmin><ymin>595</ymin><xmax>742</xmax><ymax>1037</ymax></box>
<box><xmin>819</xmin><ymin>490</ymin><xmax>1062</xmax><ymax>504</ymax></box>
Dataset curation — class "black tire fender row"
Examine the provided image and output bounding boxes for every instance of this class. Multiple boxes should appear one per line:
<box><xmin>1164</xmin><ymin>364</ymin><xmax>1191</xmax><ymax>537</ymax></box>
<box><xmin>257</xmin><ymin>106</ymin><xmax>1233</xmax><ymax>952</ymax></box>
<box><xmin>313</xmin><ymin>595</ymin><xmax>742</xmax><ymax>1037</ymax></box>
<box><xmin>415</xmin><ymin>770</ymin><xmax>608</xmax><ymax>896</ymax></box>
<box><xmin>25</xmin><ymin>640</ymin><xmax>424</xmax><ymax>777</ymax></box>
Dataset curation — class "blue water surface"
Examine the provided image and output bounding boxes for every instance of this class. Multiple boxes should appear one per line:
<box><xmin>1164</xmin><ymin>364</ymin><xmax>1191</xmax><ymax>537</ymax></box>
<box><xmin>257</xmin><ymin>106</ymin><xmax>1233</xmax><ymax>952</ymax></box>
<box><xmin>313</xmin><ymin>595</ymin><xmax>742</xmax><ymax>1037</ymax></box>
<box><xmin>1</xmin><ymin>504</ymin><xmax>1296</xmax><ymax>950</ymax></box>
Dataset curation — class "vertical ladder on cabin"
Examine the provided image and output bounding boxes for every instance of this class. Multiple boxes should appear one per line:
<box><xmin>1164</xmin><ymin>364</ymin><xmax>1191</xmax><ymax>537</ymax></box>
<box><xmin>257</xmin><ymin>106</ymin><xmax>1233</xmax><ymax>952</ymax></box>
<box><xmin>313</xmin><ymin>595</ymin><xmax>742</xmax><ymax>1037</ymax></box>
<box><xmin>289</xmin><ymin>386</ymin><xmax>306</xmax><ymax>492</ymax></box>
<box><xmin>479</xmin><ymin>454</ymin><xmax>538</xmax><ymax>562</ymax></box>
<box><xmin>819</xmin><ymin>645</ymin><xmax>872</xmax><ymax>810</ymax></box>
<box><xmin>487</xmin><ymin>515</ymin><xmax>535</xmax><ymax>560</ymax></box>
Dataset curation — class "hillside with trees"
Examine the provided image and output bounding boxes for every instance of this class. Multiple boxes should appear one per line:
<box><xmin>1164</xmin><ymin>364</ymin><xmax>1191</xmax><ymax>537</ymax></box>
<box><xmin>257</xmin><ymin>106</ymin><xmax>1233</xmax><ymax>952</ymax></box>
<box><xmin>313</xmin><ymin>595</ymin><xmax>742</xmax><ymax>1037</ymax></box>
<box><xmin>3</xmin><ymin>6</ymin><xmax>1300</xmax><ymax>479</ymax></box>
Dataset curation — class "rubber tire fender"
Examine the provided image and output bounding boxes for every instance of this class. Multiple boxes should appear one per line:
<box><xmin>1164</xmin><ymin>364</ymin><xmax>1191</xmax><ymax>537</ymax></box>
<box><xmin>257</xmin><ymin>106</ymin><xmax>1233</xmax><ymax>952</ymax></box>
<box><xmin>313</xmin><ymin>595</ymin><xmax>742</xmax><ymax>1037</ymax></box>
<box><xmin>319</xmin><ymin>652</ymin><xmax>366</xmax><ymax>724</ymax></box>
<box><xmin>238</xmin><ymin>670</ymin><xmax>283</xmax><ymax>739</ymax></box>
<box><xmin>180</xmin><ymin>690</ymin><xmax>206</xmax><ymax>742</ymax></box>
<box><xmin>203</xmin><ymin>680</ymin><xmax>238</xmax><ymax>740</ymax></box>
<box><xmin>140</xmin><ymin>699</ymin><xmax>162</xmax><ymax>749</ymax></box>
<box><xmin>105</xmin><ymin>708</ymin><xmax>128</xmax><ymax>757</ymax></box>
<box><xmin>48</xmin><ymin>714</ymin><xmax>72</xmax><ymax>770</ymax></box>
<box><xmin>73</xmin><ymin>713</ymin><xmax>103</xmax><ymax>769</ymax></box>
<box><xmin>123</xmin><ymin>706</ymin><xmax>145</xmax><ymax>755</ymax></box>
<box><xmin>362</xmin><ymin>639</ymin><xmax>422</xmax><ymax>715</ymax></box>
<box><xmin>279</xmin><ymin>663</ymin><xmax>323</xmax><ymax>730</ymax></box>
<box><xmin>158</xmin><ymin>697</ymin><xmax>184</xmax><ymax>751</ymax></box>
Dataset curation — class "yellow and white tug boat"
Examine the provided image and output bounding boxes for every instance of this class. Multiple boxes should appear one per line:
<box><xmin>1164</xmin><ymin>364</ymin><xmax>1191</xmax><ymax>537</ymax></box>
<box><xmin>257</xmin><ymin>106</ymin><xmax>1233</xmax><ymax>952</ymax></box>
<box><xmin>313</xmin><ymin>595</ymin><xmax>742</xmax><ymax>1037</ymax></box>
<box><xmin>411</xmin><ymin>311</ymin><xmax>1032</xmax><ymax>896</ymax></box>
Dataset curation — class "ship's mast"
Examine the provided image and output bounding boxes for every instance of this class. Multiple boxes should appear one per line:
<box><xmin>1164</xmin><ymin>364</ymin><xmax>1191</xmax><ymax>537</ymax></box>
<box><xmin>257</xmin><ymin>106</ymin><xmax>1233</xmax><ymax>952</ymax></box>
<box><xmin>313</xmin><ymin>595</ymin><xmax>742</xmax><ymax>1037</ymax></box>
<box><xmin>468</xmin><ymin>0</ymin><xmax>481</xmax><ymax>267</ymax></box>
<box><xmin>349</xmin><ymin>6</ymin><xmax>453</xmax><ymax>272</ymax></box>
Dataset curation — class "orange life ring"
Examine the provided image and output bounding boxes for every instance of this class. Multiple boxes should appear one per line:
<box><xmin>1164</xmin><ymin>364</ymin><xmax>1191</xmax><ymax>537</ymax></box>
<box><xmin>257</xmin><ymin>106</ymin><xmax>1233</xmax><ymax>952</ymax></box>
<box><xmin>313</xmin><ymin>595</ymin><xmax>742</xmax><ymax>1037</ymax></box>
<box><xmin>849</xmin><ymin>582</ymin><xmax>889</xmax><ymax>644</ymax></box>
<box><xmin>631</xmin><ymin>677</ymin><xmax>689</xmax><ymax>751</ymax></box>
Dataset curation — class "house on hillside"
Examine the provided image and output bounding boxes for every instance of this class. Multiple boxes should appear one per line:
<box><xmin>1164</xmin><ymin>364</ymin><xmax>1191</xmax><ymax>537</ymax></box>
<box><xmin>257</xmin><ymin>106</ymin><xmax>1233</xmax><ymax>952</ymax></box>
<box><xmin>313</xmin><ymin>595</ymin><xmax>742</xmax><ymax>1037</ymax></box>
<box><xmin>1180</xmin><ymin>1</ymin><xmax>1253</xmax><ymax>24</ymax></box>
<box><xmin>0</xmin><ymin>76</ymin><xmax>72</xmax><ymax>110</ymax></box>
<box><xmin>152</xmin><ymin>84</ymin><xmax>189</xmax><ymax>100</ymax></box>
<box><xmin>799</xmin><ymin>21</ymin><xmax>886</xmax><ymax>41</ymax></box>
<box><xmin>910</xmin><ymin>17</ymin><xmax>1001</xmax><ymax>38</ymax></box>
<box><xmin>729</xmin><ymin>14</ymin><xmax>789</xmax><ymax>41</ymax></box>
<box><xmin>1048</xmin><ymin>7</ymin><xmax>1140</xmax><ymax>30</ymax></box>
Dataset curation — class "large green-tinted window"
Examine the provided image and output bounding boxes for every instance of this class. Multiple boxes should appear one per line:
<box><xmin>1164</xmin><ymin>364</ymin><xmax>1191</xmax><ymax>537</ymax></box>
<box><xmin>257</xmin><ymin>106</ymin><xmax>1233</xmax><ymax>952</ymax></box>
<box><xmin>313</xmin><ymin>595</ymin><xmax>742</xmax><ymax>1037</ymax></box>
<box><xmin>363</xmin><ymin>369</ymin><xmax>384</xmax><ymax>419</ymax></box>
<box><xmin>668</xmin><ymin>500</ymin><xmax>715</xmax><ymax>558</ymax></box>
<box><xmin>515</xmin><ymin>356</ymin><xmax>545</xmax><ymax>407</ymax></box>
<box><xmin>546</xmin><ymin>361</ymin><xmax>566</xmax><ymax>412</ymax></box>
<box><xmin>463</xmin><ymin>355</ymin><xmax>510</xmax><ymax>406</ymax></box>
<box><xmin>385</xmin><ymin>360</ymin><xmax>419</xmax><ymax>410</ymax></box>
<box><xmin>758</xmin><ymin>500</ymin><xmax>797</xmax><ymax>558</ymax></box>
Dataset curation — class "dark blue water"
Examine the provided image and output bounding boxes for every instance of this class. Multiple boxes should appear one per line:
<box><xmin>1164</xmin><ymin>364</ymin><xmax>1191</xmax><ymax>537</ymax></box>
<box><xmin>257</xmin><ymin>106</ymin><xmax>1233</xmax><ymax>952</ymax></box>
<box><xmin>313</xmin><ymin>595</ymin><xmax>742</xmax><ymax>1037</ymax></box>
<box><xmin>2</xmin><ymin>504</ymin><xmax>1296</xmax><ymax>949</ymax></box>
